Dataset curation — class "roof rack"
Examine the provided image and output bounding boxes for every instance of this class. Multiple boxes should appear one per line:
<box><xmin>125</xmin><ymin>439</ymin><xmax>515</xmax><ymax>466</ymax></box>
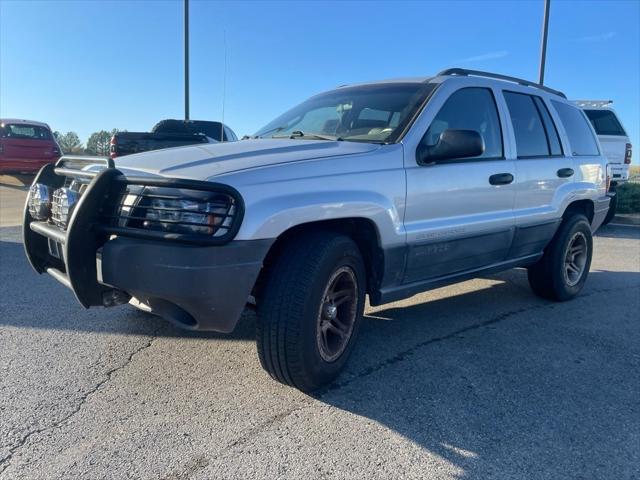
<box><xmin>437</xmin><ymin>68</ymin><xmax>567</xmax><ymax>99</ymax></box>
<box><xmin>573</xmin><ymin>100</ymin><xmax>613</xmax><ymax>108</ymax></box>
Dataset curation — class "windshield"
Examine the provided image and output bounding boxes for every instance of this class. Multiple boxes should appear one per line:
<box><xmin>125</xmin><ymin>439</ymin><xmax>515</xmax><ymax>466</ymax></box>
<box><xmin>254</xmin><ymin>83</ymin><xmax>436</xmax><ymax>143</ymax></box>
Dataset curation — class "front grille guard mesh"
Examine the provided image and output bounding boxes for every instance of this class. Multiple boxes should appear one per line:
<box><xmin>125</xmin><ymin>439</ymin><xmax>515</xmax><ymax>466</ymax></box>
<box><xmin>48</xmin><ymin>159</ymin><xmax>244</xmax><ymax>246</ymax></box>
<box><xmin>103</xmin><ymin>186</ymin><xmax>238</xmax><ymax>238</ymax></box>
<box><xmin>94</xmin><ymin>175</ymin><xmax>245</xmax><ymax>246</ymax></box>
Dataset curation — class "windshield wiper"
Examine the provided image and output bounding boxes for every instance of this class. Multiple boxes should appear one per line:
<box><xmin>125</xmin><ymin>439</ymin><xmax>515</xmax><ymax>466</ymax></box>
<box><xmin>272</xmin><ymin>130</ymin><xmax>343</xmax><ymax>141</ymax></box>
<box><xmin>253</xmin><ymin>125</ymin><xmax>287</xmax><ymax>138</ymax></box>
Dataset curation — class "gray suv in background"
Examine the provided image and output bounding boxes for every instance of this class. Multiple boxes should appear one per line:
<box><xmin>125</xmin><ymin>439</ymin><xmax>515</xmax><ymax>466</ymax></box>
<box><xmin>24</xmin><ymin>69</ymin><xmax>609</xmax><ymax>391</ymax></box>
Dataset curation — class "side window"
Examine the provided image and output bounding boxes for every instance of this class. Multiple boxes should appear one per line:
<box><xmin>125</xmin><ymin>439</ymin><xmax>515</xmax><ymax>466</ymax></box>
<box><xmin>552</xmin><ymin>101</ymin><xmax>600</xmax><ymax>156</ymax></box>
<box><xmin>422</xmin><ymin>87</ymin><xmax>503</xmax><ymax>159</ymax></box>
<box><xmin>504</xmin><ymin>91</ymin><xmax>551</xmax><ymax>157</ymax></box>
<box><xmin>533</xmin><ymin>97</ymin><xmax>563</xmax><ymax>156</ymax></box>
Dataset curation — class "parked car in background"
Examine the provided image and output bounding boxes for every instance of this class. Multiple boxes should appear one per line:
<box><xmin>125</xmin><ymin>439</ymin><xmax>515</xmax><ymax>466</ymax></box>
<box><xmin>110</xmin><ymin>119</ymin><xmax>237</xmax><ymax>159</ymax></box>
<box><xmin>575</xmin><ymin>100</ymin><xmax>632</xmax><ymax>224</ymax></box>
<box><xmin>0</xmin><ymin>119</ymin><xmax>61</xmax><ymax>174</ymax></box>
<box><xmin>24</xmin><ymin>69</ymin><xmax>609</xmax><ymax>391</ymax></box>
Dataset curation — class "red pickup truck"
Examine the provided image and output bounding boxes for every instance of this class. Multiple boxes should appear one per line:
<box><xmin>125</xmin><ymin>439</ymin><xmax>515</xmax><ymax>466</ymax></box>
<box><xmin>0</xmin><ymin>119</ymin><xmax>61</xmax><ymax>173</ymax></box>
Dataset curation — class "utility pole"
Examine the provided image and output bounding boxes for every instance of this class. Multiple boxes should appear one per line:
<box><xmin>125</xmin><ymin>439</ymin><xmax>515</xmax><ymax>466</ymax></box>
<box><xmin>184</xmin><ymin>0</ymin><xmax>190</xmax><ymax>120</ymax></box>
<box><xmin>538</xmin><ymin>0</ymin><xmax>551</xmax><ymax>85</ymax></box>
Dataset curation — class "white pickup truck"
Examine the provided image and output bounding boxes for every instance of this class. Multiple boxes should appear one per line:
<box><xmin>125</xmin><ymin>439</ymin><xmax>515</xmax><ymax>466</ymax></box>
<box><xmin>575</xmin><ymin>101</ymin><xmax>632</xmax><ymax>224</ymax></box>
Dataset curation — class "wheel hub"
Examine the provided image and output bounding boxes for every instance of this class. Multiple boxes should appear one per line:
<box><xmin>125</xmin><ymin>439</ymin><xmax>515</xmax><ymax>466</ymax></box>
<box><xmin>563</xmin><ymin>231</ymin><xmax>588</xmax><ymax>287</ymax></box>
<box><xmin>323</xmin><ymin>304</ymin><xmax>338</xmax><ymax>320</ymax></box>
<box><xmin>316</xmin><ymin>266</ymin><xmax>358</xmax><ymax>363</ymax></box>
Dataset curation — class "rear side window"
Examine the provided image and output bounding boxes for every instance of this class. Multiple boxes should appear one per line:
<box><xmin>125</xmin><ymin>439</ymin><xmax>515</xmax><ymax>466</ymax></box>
<box><xmin>552</xmin><ymin>101</ymin><xmax>600</xmax><ymax>156</ymax></box>
<box><xmin>0</xmin><ymin>123</ymin><xmax>52</xmax><ymax>140</ymax></box>
<box><xmin>422</xmin><ymin>87</ymin><xmax>503</xmax><ymax>159</ymax></box>
<box><xmin>583</xmin><ymin>109</ymin><xmax>627</xmax><ymax>136</ymax></box>
<box><xmin>503</xmin><ymin>91</ymin><xmax>557</xmax><ymax>157</ymax></box>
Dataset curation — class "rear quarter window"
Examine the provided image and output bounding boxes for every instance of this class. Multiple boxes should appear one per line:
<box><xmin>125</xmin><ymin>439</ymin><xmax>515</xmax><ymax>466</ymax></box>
<box><xmin>583</xmin><ymin>109</ymin><xmax>627</xmax><ymax>136</ymax></box>
<box><xmin>551</xmin><ymin>101</ymin><xmax>600</xmax><ymax>156</ymax></box>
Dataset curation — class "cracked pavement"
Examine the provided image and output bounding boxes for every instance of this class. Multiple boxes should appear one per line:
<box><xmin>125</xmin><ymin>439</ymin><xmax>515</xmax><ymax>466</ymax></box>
<box><xmin>1</xmin><ymin>221</ymin><xmax>639</xmax><ymax>479</ymax></box>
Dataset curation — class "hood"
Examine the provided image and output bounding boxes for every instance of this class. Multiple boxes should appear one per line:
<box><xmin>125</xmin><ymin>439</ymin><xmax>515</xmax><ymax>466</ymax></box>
<box><xmin>113</xmin><ymin>139</ymin><xmax>381</xmax><ymax>180</ymax></box>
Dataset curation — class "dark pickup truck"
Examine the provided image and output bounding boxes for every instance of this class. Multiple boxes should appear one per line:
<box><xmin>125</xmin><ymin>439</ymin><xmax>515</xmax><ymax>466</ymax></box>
<box><xmin>110</xmin><ymin>119</ymin><xmax>237</xmax><ymax>158</ymax></box>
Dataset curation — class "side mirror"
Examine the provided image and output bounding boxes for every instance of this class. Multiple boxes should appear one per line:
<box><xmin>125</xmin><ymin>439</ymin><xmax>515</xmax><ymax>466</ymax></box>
<box><xmin>417</xmin><ymin>129</ymin><xmax>485</xmax><ymax>165</ymax></box>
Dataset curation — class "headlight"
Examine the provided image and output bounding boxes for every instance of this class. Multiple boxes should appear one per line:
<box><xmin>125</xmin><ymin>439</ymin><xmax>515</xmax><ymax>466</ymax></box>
<box><xmin>51</xmin><ymin>187</ymin><xmax>80</xmax><ymax>228</ymax></box>
<box><xmin>143</xmin><ymin>196</ymin><xmax>233</xmax><ymax>236</ymax></box>
<box><xmin>28</xmin><ymin>183</ymin><xmax>52</xmax><ymax>220</ymax></box>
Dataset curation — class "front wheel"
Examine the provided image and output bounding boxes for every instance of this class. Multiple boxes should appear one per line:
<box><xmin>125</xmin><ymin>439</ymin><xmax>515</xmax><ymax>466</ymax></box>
<box><xmin>528</xmin><ymin>214</ymin><xmax>593</xmax><ymax>301</ymax></box>
<box><xmin>256</xmin><ymin>232</ymin><xmax>366</xmax><ymax>391</ymax></box>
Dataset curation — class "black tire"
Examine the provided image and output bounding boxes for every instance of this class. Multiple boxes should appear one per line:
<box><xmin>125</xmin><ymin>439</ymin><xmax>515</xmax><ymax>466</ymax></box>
<box><xmin>256</xmin><ymin>232</ymin><xmax>366</xmax><ymax>391</ymax></box>
<box><xmin>527</xmin><ymin>214</ymin><xmax>593</xmax><ymax>301</ymax></box>
<box><xmin>602</xmin><ymin>188</ymin><xmax>617</xmax><ymax>226</ymax></box>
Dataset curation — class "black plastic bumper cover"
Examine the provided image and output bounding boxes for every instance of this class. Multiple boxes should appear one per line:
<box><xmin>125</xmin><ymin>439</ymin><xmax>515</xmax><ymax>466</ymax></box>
<box><xmin>99</xmin><ymin>237</ymin><xmax>272</xmax><ymax>332</ymax></box>
<box><xmin>593</xmin><ymin>195</ymin><xmax>612</xmax><ymax>230</ymax></box>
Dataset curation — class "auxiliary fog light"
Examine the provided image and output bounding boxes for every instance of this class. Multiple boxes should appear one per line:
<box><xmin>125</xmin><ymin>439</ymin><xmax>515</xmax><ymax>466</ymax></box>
<box><xmin>28</xmin><ymin>183</ymin><xmax>52</xmax><ymax>220</ymax></box>
<box><xmin>51</xmin><ymin>187</ymin><xmax>80</xmax><ymax>228</ymax></box>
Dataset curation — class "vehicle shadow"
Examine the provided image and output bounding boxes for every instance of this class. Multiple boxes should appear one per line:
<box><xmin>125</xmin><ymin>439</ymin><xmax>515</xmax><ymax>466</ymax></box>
<box><xmin>0</xmin><ymin>232</ymin><xmax>257</xmax><ymax>341</ymax></box>
<box><xmin>595</xmin><ymin>224</ymin><xmax>640</xmax><ymax>240</ymax></box>
<box><xmin>312</xmin><ymin>268</ymin><xmax>640</xmax><ymax>478</ymax></box>
<box><xmin>3</xmin><ymin>229</ymin><xmax>639</xmax><ymax>477</ymax></box>
<box><xmin>0</xmin><ymin>174</ymin><xmax>33</xmax><ymax>190</ymax></box>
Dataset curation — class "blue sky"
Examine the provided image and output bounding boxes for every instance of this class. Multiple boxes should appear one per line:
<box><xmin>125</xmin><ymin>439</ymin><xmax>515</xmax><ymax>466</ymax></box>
<box><xmin>1</xmin><ymin>0</ymin><xmax>638</xmax><ymax>159</ymax></box>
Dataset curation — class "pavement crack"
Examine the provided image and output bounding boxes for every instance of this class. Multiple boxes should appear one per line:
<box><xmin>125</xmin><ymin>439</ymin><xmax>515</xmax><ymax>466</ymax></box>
<box><xmin>164</xmin><ymin>402</ymin><xmax>313</xmax><ymax>480</ymax></box>
<box><xmin>0</xmin><ymin>326</ymin><xmax>163</xmax><ymax>476</ymax></box>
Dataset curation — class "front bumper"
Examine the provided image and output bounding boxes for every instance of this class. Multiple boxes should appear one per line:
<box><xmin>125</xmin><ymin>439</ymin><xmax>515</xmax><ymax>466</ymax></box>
<box><xmin>99</xmin><ymin>237</ymin><xmax>271</xmax><ymax>332</ymax></box>
<box><xmin>23</xmin><ymin>159</ymin><xmax>268</xmax><ymax>332</ymax></box>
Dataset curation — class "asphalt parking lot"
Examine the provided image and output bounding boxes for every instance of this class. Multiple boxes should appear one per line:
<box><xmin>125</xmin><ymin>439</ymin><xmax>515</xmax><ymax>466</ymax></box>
<box><xmin>0</xmin><ymin>178</ymin><xmax>639</xmax><ymax>479</ymax></box>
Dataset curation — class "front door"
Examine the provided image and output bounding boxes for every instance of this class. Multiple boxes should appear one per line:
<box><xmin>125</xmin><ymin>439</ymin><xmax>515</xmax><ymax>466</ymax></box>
<box><xmin>403</xmin><ymin>86</ymin><xmax>516</xmax><ymax>283</ymax></box>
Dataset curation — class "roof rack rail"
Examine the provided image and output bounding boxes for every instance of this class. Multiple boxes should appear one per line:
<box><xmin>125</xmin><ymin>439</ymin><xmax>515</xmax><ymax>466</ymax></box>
<box><xmin>437</xmin><ymin>68</ymin><xmax>567</xmax><ymax>99</ymax></box>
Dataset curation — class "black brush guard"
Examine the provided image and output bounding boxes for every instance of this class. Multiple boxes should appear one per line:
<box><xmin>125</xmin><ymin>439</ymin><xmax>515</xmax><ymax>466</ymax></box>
<box><xmin>23</xmin><ymin>156</ymin><xmax>245</xmax><ymax>309</ymax></box>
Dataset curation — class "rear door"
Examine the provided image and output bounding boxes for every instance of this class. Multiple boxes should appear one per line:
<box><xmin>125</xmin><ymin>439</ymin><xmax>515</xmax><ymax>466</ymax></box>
<box><xmin>403</xmin><ymin>85</ymin><xmax>516</xmax><ymax>283</ymax></box>
<box><xmin>501</xmin><ymin>91</ymin><xmax>573</xmax><ymax>258</ymax></box>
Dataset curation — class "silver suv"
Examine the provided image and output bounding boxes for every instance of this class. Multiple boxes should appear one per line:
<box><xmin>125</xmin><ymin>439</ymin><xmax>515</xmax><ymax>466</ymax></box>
<box><xmin>24</xmin><ymin>69</ymin><xmax>610</xmax><ymax>391</ymax></box>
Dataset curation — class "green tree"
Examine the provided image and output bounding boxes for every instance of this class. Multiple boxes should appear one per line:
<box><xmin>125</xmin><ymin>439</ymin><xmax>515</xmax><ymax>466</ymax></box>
<box><xmin>85</xmin><ymin>130</ymin><xmax>114</xmax><ymax>156</ymax></box>
<box><xmin>55</xmin><ymin>131</ymin><xmax>83</xmax><ymax>154</ymax></box>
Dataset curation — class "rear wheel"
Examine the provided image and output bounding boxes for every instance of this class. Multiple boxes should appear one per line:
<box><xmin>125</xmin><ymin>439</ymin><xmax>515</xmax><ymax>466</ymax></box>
<box><xmin>528</xmin><ymin>214</ymin><xmax>593</xmax><ymax>301</ymax></box>
<box><xmin>256</xmin><ymin>232</ymin><xmax>365</xmax><ymax>391</ymax></box>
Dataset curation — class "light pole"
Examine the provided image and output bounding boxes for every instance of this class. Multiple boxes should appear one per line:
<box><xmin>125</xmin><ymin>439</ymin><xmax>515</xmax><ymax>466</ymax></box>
<box><xmin>184</xmin><ymin>0</ymin><xmax>190</xmax><ymax>120</ymax></box>
<box><xmin>538</xmin><ymin>0</ymin><xmax>551</xmax><ymax>85</ymax></box>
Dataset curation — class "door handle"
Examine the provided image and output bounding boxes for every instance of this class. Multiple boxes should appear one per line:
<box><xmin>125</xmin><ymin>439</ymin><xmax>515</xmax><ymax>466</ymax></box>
<box><xmin>557</xmin><ymin>168</ymin><xmax>574</xmax><ymax>178</ymax></box>
<box><xmin>489</xmin><ymin>173</ymin><xmax>514</xmax><ymax>185</ymax></box>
